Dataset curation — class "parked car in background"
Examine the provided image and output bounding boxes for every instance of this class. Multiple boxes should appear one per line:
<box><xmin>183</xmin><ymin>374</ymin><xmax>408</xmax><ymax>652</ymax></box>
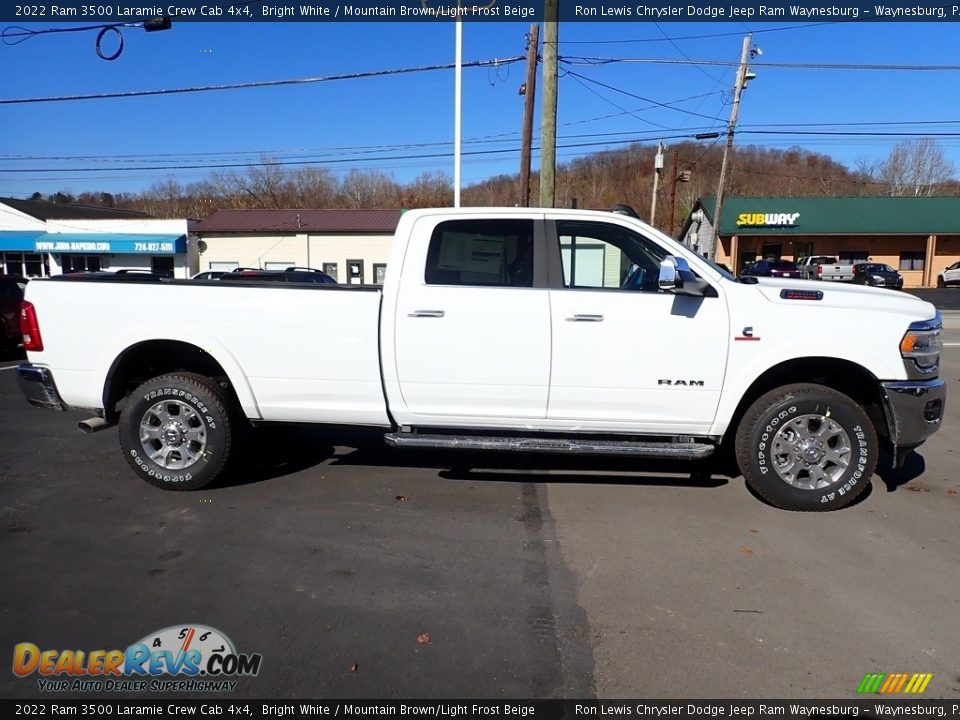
<box><xmin>1</xmin><ymin>275</ymin><xmax>27</xmax><ymax>350</ymax></box>
<box><xmin>852</xmin><ymin>263</ymin><xmax>903</xmax><ymax>289</ymax></box>
<box><xmin>192</xmin><ymin>271</ymin><xmax>227</xmax><ymax>280</ymax></box>
<box><xmin>227</xmin><ymin>267</ymin><xmax>337</xmax><ymax>284</ymax></box>
<box><xmin>937</xmin><ymin>261</ymin><xmax>960</xmax><ymax>288</ymax></box>
<box><xmin>739</xmin><ymin>259</ymin><xmax>802</xmax><ymax>279</ymax></box>
<box><xmin>797</xmin><ymin>256</ymin><xmax>838</xmax><ymax>280</ymax></box>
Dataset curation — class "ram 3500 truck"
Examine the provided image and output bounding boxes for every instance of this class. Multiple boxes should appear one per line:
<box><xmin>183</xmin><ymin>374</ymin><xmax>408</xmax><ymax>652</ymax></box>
<box><xmin>16</xmin><ymin>208</ymin><xmax>945</xmax><ymax>511</ymax></box>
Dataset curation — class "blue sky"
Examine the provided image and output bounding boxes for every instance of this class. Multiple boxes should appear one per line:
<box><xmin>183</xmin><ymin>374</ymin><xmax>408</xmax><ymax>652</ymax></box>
<box><xmin>2</xmin><ymin>20</ymin><xmax>960</xmax><ymax>198</ymax></box>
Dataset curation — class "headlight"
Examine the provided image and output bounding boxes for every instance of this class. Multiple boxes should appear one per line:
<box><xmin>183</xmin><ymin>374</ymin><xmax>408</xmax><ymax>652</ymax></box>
<box><xmin>900</xmin><ymin>314</ymin><xmax>942</xmax><ymax>370</ymax></box>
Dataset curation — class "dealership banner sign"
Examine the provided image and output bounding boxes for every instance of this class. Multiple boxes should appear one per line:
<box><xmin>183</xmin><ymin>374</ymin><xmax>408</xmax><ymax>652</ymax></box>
<box><xmin>0</xmin><ymin>233</ymin><xmax>186</xmax><ymax>255</ymax></box>
<box><xmin>4</xmin><ymin>0</ymin><xmax>960</xmax><ymax>23</ymax></box>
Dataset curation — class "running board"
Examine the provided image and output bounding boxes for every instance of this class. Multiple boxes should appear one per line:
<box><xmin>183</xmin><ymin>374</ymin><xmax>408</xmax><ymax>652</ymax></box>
<box><xmin>384</xmin><ymin>433</ymin><xmax>714</xmax><ymax>459</ymax></box>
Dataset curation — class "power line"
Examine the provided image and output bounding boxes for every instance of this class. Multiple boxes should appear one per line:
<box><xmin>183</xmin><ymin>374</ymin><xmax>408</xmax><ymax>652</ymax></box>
<box><xmin>6</xmin><ymin>123</ymin><xmax>958</xmax><ymax>168</ymax></box>
<box><xmin>559</xmin><ymin>56</ymin><xmax>960</xmax><ymax>71</ymax></box>
<box><xmin>0</xmin><ymin>132</ymin><xmax>714</xmax><ymax>174</ymax></box>
<box><xmin>564</xmin><ymin>73</ymin><xmax>671</xmax><ymax>130</ymax></box>
<box><xmin>562</xmin><ymin>69</ymin><xmax>727</xmax><ymax>123</ymax></box>
<box><xmin>653</xmin><ymin>21</ymin><xmax>725</xmax><ymax>85</ymax></box>
<box><xmin>0</xmin><ymin>56</ymin><xmax>524</xmax><ymax>105</ymax></box>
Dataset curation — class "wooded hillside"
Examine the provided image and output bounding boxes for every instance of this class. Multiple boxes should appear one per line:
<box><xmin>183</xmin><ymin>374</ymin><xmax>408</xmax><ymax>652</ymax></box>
<box><xmin>25</xmin><ymin>138</ymin><xmax>957</xmax><ymax>237</ymax></box>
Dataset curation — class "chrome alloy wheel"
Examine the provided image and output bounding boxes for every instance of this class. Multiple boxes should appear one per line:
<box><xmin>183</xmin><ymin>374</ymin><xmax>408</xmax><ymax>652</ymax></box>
<box><xmin>139</xmin><ymin>399</ymin><xmax>208</xmax><ymax>470</ymax></box>
<box><xmin>770</xmin><ymin>413</ymin><xmax>851</xmax><ymax>490</ymax></box>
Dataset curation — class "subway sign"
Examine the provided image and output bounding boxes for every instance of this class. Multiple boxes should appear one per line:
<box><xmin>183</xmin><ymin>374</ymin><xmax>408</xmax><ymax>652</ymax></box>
<box><xmin>736</xmin><ymin>212</ymin><xmax>800</xmax><ymax>228</ymax></box>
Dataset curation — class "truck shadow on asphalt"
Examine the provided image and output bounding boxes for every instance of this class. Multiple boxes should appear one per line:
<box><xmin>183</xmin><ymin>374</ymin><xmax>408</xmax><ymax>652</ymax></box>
<box><xmin>225</xmin><ymin>425</ymin><xmax>929</xmax><ymax>506</ymax></box>
<box><xmin>229</xmin><ymin>424</ymin><xmax>731</xmax><ymax>490</ymax></box>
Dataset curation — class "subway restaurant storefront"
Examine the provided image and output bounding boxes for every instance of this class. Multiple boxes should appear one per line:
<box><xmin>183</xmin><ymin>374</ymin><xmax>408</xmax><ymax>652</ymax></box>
<box><xmin>679</xmin><ymin>196</ymin><xmax>960</xmax><ymax>288</ymax></box>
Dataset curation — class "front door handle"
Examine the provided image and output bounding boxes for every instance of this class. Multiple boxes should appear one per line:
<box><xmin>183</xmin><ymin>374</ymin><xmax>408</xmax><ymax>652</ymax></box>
<box><xmin>567</xmin><ymin>314</ymin><xmax>604</xmax><ymax>322</ymax></box>
<box><xmin>409</xmin><ymin>310</ymin><xmax>445</xmax><ymax>318</ymax></box>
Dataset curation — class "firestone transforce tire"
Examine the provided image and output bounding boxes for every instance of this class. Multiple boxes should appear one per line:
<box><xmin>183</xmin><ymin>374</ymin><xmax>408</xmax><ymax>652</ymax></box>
<box><xmin>119</xmin><ymin>373</ymin><xmax>233</xmax><ymax>491</ymax></box>
<box><xmin>734</xmin><ymin>383</ymin><xmax>877</xmax><ymax>511</ymax></box>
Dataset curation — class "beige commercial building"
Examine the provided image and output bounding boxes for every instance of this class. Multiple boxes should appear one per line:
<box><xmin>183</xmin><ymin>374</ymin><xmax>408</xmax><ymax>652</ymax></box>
<box><xmin>194</xmin><ymin>209</ymin><xmax>401</xmax><ymax>285</ymax></box>
<box><xmin>679</xmin><ymin>196</ymin><xmax>960</xmax><ymax>288</ymax></box>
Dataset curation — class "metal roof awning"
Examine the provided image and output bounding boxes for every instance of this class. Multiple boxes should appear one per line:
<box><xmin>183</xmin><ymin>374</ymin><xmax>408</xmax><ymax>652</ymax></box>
<box><xmin>0</xmin><ymin>232</ymin><xmax>185</xmax><ymax>255</ymax></box>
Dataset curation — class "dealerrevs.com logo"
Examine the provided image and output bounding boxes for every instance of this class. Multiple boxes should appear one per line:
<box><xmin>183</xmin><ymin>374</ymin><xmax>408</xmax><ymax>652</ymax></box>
<box><xmin>13</xmin><ymin>624</ymin><xmax>262</xmax><ymax>693</ymax></box>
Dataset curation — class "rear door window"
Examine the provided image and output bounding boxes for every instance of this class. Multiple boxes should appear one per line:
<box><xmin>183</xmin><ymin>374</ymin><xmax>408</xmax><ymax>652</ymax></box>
<box><xmin>425</xmin><ymin>219</ymin><xmax>534</xmax><ymax>287</ymax></box>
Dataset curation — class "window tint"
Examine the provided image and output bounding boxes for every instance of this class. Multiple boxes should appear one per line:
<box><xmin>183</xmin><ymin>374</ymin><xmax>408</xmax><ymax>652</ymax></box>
<box><xmin>557</xmin><ymin>220</ymin><xmax>668</xmax><ymax>292</ymax></box>
<box><xmin>426</xmin><ymin>219</ymin><xmax>534</xmax><ymax>287</ymax></box>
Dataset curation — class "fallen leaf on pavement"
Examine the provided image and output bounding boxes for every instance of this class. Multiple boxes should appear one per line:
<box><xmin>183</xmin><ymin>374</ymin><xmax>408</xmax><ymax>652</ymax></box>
<box><xmin>739</xmin><ymin>546</ymin><xmax>755</xmax><ymax>555</ymax></box>
<box><xmin>748</xmin><ymin>529</ymin><xmax>759</xmax><ymax>534</ymax></box>
<box><xmin>395</xmin><ymin>495</ymin><xmax>409</xmax><ymax>502</ymax></box>
<box><xmin>906</xmin><ymin>484</ymin><xmax>930</xmax><ymax>492</ymax></box>
<box><xmin>349</xmin><ymin>664</ymin><xmax>358</xmax><ymax>672</ymax></box>
<box><xmin>417</xmin><ymin>633</ymin><xmax>431</xmax><ymax>644</ymax></box>
<box><xmin>947</xmin><ymin>489</ymin><xmax>958</xmax><ymax>496</ymax></box>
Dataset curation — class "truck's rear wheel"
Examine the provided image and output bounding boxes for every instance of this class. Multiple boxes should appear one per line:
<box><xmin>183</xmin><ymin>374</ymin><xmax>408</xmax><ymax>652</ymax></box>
<box><xmin>119</xmin><ymin>373</ymin><xmax>233</xmax><ymax>491</ymax></box>
<box><xmin>735</xmin><ymin>383</ymin><xmax>877</xmax><ymax>511</ymax></box>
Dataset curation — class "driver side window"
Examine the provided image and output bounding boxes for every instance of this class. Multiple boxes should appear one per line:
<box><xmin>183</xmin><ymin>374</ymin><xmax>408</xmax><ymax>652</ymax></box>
<box><xmin>557</xmin><ymin>220</ymin><xmax>668</xmax><ymax>292</ymax></box>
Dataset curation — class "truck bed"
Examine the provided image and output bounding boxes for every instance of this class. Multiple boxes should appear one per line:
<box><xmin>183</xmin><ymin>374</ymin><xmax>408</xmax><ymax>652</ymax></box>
<box><xmin>26</xmin><ymin>278</ymin><xmax>390</xmax><ymax>425</ymax></box>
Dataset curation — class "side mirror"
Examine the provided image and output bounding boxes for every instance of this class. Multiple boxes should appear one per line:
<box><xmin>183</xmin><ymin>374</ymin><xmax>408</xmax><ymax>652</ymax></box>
<box><xmin>658</xmin><ymin>256</ymin><xmax>709</xmax><ymax>297</ymax></box>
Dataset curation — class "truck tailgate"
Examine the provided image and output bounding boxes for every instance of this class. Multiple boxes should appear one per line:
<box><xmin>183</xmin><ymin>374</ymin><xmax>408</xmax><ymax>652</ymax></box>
<box><xmin>25</xmin><ymin>280</ymin><xmax>389</xmax><ymax>426</ymax></box>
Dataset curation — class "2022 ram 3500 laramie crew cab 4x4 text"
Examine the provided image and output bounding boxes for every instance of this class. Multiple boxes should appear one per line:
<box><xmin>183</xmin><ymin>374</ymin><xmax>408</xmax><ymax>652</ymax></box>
<box><xmin>16</xmin><ymin>208</ymin><xmax>945</xmax><ymax>511</ymax></box>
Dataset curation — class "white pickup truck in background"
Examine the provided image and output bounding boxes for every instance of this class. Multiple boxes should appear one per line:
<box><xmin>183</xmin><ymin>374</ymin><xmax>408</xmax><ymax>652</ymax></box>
<box><xmin>797</xmin><ymin>255</ymin><xmax>856</xmax><ymax>282</ymax></box>
<box><xmin>17</xmin><ymin>207</ymin><xmax>946</xmax><ymax>511</ymax></box>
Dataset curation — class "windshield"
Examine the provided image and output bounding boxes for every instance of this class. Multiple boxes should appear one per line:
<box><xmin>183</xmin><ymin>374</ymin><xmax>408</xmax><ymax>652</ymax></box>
<box><xmin>858</xmin><ymin>264</ymin><xmax>895</xmax><ymax>273</ymax></box>
<box><xmin>697</xmin><ymin>255</ymin><xmax>736</xmax><ymax>281</ymax></box>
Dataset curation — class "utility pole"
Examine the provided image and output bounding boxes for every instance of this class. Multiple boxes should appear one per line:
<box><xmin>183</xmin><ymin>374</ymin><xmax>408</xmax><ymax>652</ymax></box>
<box><xmin>649</xmin><ymin>140</ymin><xmax>664</xmax><ymax>225</ymax></box>
<box><xmin>670</xmin><ymin>157</ymin><xmax>692</xmax><ymax>238</ymax></box>
<box><xmin>539</xmin><ymin>0</ymin><xmax>558</xmax><ymax>208</ymax></box>
<box><xmin>712</xmin><ymin>34</ymin><xmax>753</xmax><ymax>253</ymax></box>
<box><xmin>519</xmin><ymin>23</ymin><xmax>540</xmax><ymax>207</ymax></box>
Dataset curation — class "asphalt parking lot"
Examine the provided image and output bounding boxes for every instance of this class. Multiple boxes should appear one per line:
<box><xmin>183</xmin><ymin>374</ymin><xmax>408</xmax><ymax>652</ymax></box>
<box><xmin>1</xmin><ymin>291</ymin><xmax>958</xmax><ymax>701</ymax></box>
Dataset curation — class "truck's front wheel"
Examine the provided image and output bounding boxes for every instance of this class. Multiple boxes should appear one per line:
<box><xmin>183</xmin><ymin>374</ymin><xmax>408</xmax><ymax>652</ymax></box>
<box><xmin>119</xmin><ymin>373</ymin><xmax>233</xmax><ymax>491</ymax></box>
<box><xmin>735</xmin><ymin>383</ymin><xmax>877</xmax><ymax>511</ymax></box>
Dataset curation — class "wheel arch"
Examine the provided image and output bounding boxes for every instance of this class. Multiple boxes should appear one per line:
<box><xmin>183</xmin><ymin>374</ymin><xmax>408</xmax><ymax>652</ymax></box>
<box><xmin>720</xmin><ymin>357</ymin><xmax>890</xmax><ymax>447</ymax></box>
<box><xmin>102</xmin><ymin>339</ymin><xmax>258</xmax><ymax>422</ymax></box>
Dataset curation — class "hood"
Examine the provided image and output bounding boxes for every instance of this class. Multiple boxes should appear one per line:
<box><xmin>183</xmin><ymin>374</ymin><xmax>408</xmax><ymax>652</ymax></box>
<box><xmin>744</xmin><ymin>277</ymin><xmax>936</xmax><ymax>322</ymax></box>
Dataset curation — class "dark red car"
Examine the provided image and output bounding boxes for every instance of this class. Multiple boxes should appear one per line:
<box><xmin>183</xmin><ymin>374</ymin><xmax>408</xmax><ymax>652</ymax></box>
<box><xmin>1</xmin><ymin>275</ymin><xmax>27</xmax><ymax>350</ymax></box>
<box><xmin>739</xmin><ymin>260</ymin><xmax>803</xmax><ymax>279</ymax></box>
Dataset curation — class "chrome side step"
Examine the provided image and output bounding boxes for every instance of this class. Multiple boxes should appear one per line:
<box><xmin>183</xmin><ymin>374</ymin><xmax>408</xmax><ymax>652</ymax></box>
<box><xmin>384</xmin><ymin>433</ymin><xmax>714</xmax><ymax>459</ymax></box>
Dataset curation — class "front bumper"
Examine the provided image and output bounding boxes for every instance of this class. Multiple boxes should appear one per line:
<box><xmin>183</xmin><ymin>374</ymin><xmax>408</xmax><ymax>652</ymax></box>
<box><xmin>880</xmin><ymin>379</ymin><xmax>946</xmax><ymax>466</ymax></box>
<box><xmin>17</xmin><ymin>364</ymin><xmax>67</xmax><ymax>411</ymax></box>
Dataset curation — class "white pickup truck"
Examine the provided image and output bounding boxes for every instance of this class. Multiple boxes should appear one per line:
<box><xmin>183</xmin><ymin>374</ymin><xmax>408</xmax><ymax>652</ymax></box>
<box><xmin>17</xmin><ymin>207</ymin><xmax>945</xmax><ymax>511</ymax></box>
<box><xmin>797</xmin><ymin>255</ymin><xmax>856</xmax><ymax>282</ymax></box>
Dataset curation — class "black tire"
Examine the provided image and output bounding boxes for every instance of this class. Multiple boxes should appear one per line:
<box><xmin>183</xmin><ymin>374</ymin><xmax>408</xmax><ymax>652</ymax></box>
<box><xmin>734</xmin><ymin>383</ymin><xmax>877</xmax><ymax>511</ymax></box>
<box><xmin>119</xmin><ymin>373</ymin><xmax>233</xmax><ymax>491</ymax></box>
<box><xmin>937</xmin><ymin>275</ymin><xmax>945</xmax><ymax>288</ymax></box>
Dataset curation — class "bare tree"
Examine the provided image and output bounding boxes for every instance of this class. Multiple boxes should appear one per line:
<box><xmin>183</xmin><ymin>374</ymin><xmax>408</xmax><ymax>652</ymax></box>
<box><xmin>877</xmin><ymin>138</ymin><xmax>956</xmax><ymax>197</ymax></box>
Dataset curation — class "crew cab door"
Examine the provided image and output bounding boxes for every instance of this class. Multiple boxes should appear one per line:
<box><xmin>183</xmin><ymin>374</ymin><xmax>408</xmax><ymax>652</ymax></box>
<box><xmin>545</xmin><ymin>217</ymin><xmax>729</xmax><ymax>434</ymax></box>
<box><xmin>390</xmin><ymin>215</ymin><xmax>551</xmax><ymax>421</ymax></box>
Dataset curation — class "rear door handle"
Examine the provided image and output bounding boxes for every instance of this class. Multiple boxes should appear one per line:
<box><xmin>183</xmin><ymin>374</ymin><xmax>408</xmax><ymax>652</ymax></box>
<box><xmin>567</xmin><ymin>314</ymin><xmax>604</xmax><ymax>322</ymax></box>
<box><xmin>408</xmin><ymin>310</ymin><xmax>445</xmax><ymax>318</ymax></box>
